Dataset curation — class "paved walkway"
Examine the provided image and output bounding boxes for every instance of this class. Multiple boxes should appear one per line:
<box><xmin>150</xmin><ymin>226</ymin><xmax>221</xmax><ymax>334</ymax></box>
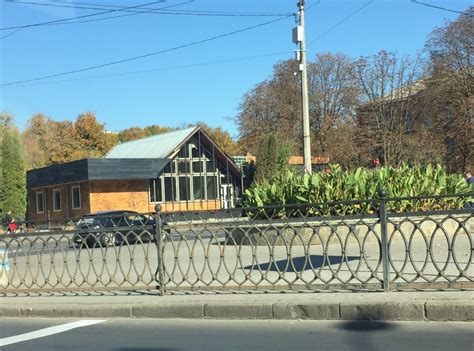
<box><xmin>1</xmin><ymin>290</ymin><xmax>473</xmax><ymax>322</ymax></box>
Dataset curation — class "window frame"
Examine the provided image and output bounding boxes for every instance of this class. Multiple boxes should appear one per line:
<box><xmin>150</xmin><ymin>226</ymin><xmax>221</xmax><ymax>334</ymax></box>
<box><xmin>149</xmin><ymin>178</ymin><xmax>164</xmax><ymax>203</ymax></box>
<box><xmin>71</xmin><ymin>186</ymin><xmax>81</xmax><ymax>210</ymax></box>
<box><xmin>36</xmin><ymin>191</ymin><xmax>45</xmax><ymax>214</ymax></box>
<box><xmin>53</xmin><ymin>189</ymin><xmax>62</xmax><ymax>212</ymax></box>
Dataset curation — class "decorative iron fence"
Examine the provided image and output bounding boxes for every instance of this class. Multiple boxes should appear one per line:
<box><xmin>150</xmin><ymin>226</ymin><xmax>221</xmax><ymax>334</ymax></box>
<box><xmin>1</xmin><ymin>193</ymin><xmax>472</xmax><ymax>294</ymax></box>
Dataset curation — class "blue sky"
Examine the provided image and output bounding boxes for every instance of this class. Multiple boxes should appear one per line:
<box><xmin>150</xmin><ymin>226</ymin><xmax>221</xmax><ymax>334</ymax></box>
<box><xmin>0</xmin><ymin>0</ymin><xmax>470</xmax><ymax>137</ymax></box>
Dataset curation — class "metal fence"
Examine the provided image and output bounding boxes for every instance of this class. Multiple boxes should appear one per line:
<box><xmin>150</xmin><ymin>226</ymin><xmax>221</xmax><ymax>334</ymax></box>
<box><xmin>1</xmin><ymin>193</ymin><xmax>472</xmax><ymax>295</ymax></box>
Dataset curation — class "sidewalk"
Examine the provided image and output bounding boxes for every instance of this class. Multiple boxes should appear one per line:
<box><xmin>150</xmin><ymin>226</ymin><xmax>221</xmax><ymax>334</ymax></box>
<box><xmin>1</xmin><ymin>290</ymin><xmax>473</xmax><ymax>322</ymax></box>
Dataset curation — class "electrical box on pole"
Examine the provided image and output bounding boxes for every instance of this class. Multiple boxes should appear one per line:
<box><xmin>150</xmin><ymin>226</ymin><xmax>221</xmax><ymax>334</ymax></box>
<box><xmin>295</xmin><ymin>50</ymin><xmax>301</xmax><ymax>61</ymax></box>
<box><xmin>292</xmin><ymin>26</ymin><xmax>303</xmax><ymax>43</ymax></box>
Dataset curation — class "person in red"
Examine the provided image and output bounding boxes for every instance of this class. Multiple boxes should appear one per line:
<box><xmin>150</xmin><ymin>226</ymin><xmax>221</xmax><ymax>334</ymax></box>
<box><xmin>3</xmin><ymin>210</ymin><xmax>16</xmax><ymax>234</ymax></box>
<box><xmin>373</xmin><ymin>158</ymin><xmax>381</xmax><ymax>168</ymax></box>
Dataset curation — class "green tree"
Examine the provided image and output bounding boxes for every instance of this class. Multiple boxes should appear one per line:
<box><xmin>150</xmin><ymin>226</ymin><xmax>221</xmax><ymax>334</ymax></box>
<box><xmin>255</xmin><ymin>133</ymin><xmax>291</xmax><ymax>183</ymax></box>
<box><xmin>1</xmin><ymin>124</ymin><xmax>27</xmax><ymax>219</ymax></box>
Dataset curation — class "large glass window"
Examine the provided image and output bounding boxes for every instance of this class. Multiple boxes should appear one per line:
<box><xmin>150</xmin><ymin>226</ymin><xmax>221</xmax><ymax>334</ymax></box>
<box><xmin>53</xmin><ymin>189</ymin><xmax>61</xmax><ymax>211</ymax></box>
<box><xmin>177</xmin><ymin>161</ymin><xmax>189</xmax><ymax>174</ymax></box>
<box><xmin>206</xmin><ymin>160</ymin><xmax>215</xmax><ymax>173</ymax></box>
<box><xmin>164</xmin><ymin>177</ymin><xmax>176</xmax><ymax>202</ymax></box>
<box><xmin>206</xmin><ymin>176</ymin><xmax>217</xmax><ymax>200</ymax></box>
<box><xmin>191</xmin><ymin>146</ymin><xmax>200</xmax><ymax>158</ymax></box>
<box><xmin>192</xmin><ymin>161</ymin><xmax>203</xmax><ymax>173</ymax></box>
<box><xmin>36</xmin><ymin>191</ymin><xmax>45</xmax><ymax>213</ymax></box>
<box><xmin>193</xmin><ymin>176</ymin><xmax>204</xmax><ymax>200</ymax></box>
<box><xmin>155</xmin><ymin>140</ymin><xmax>226</xmax><ymax>203</ymax></box>
<box><xmin>72</xmin><ymin>186</ymin><xmax>81</xmax><ymax>209</ymax></box>
<box><xmin>178</xmin><ymin>144</ymin><xmax>188</xmax><ymax>158</ymax></box>
<box><xmin>149</xmin><ymin>179</ymin><xmax>163</xmax><ymax>203</ymax></box>
<box><xmin>179</xmin><ymin>177</ymin><xmax>190</xmax><ymax>201</ymax></box>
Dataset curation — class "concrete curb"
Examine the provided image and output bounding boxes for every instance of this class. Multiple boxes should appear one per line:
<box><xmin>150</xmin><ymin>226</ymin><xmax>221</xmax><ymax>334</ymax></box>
<box><xmin>1</xmin><ymin>299</ymin><xmax>473</xmax><ymax>321</ymax></box>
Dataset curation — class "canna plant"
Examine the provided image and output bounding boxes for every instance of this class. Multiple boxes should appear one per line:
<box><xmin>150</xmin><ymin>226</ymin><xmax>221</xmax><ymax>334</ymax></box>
<box><xmin>243</xmin><ymin>164</ymin><xmax>471</xmax><ymax>217</ymax></box>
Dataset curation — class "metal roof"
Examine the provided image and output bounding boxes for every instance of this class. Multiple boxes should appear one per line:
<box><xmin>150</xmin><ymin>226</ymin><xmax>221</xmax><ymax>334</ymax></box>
<box><xmin>27</xmin><ymin>158</ymin><xmax>170</xmax><ymax>188</ymax></box>
<box><xmin>105</xmin><ymin>127</ymin><xmax>198</xmax><ymax>159</ymax></box>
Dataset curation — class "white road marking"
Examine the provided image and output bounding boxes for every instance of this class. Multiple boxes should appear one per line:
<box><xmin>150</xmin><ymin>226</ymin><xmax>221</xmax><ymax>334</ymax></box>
<box><xmin>0</xmin><ymin>319</ymin><xmax>106</xmax><ymax>347</ymax></box>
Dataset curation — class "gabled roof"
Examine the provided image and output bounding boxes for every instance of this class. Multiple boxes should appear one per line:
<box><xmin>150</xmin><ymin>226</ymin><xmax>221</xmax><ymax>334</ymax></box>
<box><xmin>105</xmin><ymin>125</ymin><xmax>241</xmax><ymax>176</ymax></box>
<box><xmin>105</xmin><ymin>127</ymin><xmax>198</xmax><ymax>159</ymax></box>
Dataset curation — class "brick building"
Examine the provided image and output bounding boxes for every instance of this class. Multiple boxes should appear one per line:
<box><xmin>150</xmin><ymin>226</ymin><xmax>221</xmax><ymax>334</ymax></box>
<box><xmin>26</xmin><ymin>126</ymin><xmax>241</xmax><ymax>222</ymax></box>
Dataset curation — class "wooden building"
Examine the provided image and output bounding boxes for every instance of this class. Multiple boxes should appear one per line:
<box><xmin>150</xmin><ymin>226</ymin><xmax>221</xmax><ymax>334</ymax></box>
<box><xmin>26</xmin><ymin>127</ymin><xmax>241</xmax><ymax>222</ymax></box>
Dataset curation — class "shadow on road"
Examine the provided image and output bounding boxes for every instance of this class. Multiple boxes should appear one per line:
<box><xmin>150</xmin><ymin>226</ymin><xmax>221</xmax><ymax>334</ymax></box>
<box><xmin>337</xmin><ymin>320</ymin><xmax>396</xmax><ymax>351</ymax></box>
<box><xmin>244</xmin><ymin>254</ymin><xmax>360</xmax><ymax>272</ymax></box>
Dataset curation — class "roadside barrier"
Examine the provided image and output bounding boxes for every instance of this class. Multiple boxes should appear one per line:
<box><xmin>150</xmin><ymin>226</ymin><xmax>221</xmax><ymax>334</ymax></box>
<box><xmin>0</xmin><ymin>249</ymin><xmax>9</xmax><ymax>288</ymax></box>
<box><xmin>0</xmin><ymin>193</ymin><xmax>472</xmax><ymax>294</ymax></box>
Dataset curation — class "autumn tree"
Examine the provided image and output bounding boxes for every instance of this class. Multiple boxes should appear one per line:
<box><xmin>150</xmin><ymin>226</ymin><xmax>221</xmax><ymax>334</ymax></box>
<box><xmin>144</xmin><ymin>125</ymin><xmax>173</xmax><ymax>137</ymax></box>
<box><xmin>237</xmin><ymin>56</ymin><xmax>361</xmax><ymax>164</ymax></box>
<box><xmin>324</xmin><ymin>120</ymin><xmax>360</xmax><ymax>169</ymax></box>
<box><xmin>118</xmin><ymin>125</ymin><xmax>172</xmax><ymax>143</ymax></box>
<box><xmin>424</xmin><ymin>6</ymin><xmax>473</xmax><ymax>172</ymax></box>
<box><xmin>237</xmin><ymin>60</ymin><xmax>301</xmax><ymax>154</ymax></box>
<box><xmin>22</xmin><ymin>112</ymin><xmax>118</xmax><ymax>168</ymax></box>
<box><xmin>195</xmin><ymin>122</ymin><xmax>240</xmax><ymax>156</ymax></box>
<box><xmin>308</xmin><ymin>53</ymin><xmax>360</xmax><ymax>156</ymax></box>
<box><xmin>74</xmin><ymin>112</ymin><xmax>117</xmax><ymax>158</ymax></box>
<box><xmin>354</xmin><ymin>51</ymin><xmax>429</xmax><ymax>166</ymax></box>
<box><xmin>21</xmin><ymin>114</ymin><xmax>51</xmax><ymax>169</ymax></box>
<box><xmin>117</xmin><ymin>127</ymin><xmax>147</xmax><ymax>143</ymax></box>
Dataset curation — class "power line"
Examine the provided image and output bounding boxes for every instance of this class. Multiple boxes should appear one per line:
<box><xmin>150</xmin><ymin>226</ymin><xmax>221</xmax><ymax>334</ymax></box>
<box><xmin>46</xmin><ymin>1</ymin><xmax>195</xmax><ymax>26</ymax></box>
<box><xmin>307</xmin><ymin>0</ymin><xmax>373</xmax><ymax>46</ymax></box>
<box><xmin>0</xmin><ymin>28</ymin><xmax>24</xmax><ymax>39</ymax></box>
<box><xmin>5</xmin><ymin>51</ymin><xmax>293</xmax><ymax>88</ymax></box>
<box><xmin>0</xmin><ymin>1</ymin><xmax>166</xmax><ymax>31</ymax></box>
<box><xmin>46</xmin><ymin>0</ymin><xmax>292</xmax><ymax>16</ymax></box>
<box><xmin>0</xmin><ymin>2</ymin><xmax>192</xmax><ymax>41</ymax></box>
<box><xmin>0</xmin><ymin>1</ymin><xmax>195</xmax><ymax>39</ymax></box>
<box><xmin>306</xmin><ymin>0</ymin><xmax>321</xmax><ymax>11</ymax></box>
<box><xmin>4</xmin><ymin>0</ymin><xmax>292</xmax><ymax>17</ymax></box>
<box><xmin>0</xmin><ymin>15</ymin><xmax>292</xmax><ymax>87</ymax></box>
<box><xmin>410</xmin><ymin>0</ymin><xmax>469</xmax><ymax>15</ymax></box>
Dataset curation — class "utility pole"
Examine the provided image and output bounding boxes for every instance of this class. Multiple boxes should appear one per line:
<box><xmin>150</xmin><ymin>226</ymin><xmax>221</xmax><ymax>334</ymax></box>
<box><xmin>293</xmin><ymin>0</ymin><xmax>312</xmax><ymax>173</ymax></box>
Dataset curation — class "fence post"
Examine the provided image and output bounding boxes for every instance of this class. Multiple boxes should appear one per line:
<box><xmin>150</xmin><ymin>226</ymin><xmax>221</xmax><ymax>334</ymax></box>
<box><xmin>378</xmin><ymin>189</ymin><xmax>390</xmax><ymax>292</ymax></box>
<box><xmin>154</xmin><ymin>204</ymin><xmax>166</xmax><ymax>296</ymax></box>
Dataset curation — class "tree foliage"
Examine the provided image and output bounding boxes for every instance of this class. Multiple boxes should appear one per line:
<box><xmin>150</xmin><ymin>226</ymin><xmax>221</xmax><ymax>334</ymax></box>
<box><xmin>308</xmin><ymin>53</ymin><xmax>360</xmax><ymax>155</ymax></box>
<box><xmin>237</xmin><ymin>60</ymin><xmax>301</xmax><ymax>154</ymax></box>
<box><xmin>425</xmin><ymin>6</ymin><xmax>473</xmax><ymax>172</ymax></box>
<box><xmin>195</xmin><ymin>122</ymin><xmax>240</xmax><ymax>156</ymax></box>
<box><xmin>236</xmin><ymin>6</ymin><xmax>472</xmax><ymax>172</ymax></box>
<box><xmin>0</xmin><ymin>114</ymin><xmax>26</xmax><ymax>218</ymax></box>
<box><xmin>22</xmin><ymin>112</ymin><xmax>117</xmax><ymax>168</ymax></box>
<box><xmin>237</xmin><ymin>55</ymin><xmax>362</xmax><ymax>166</ymax></box>
<box><xmin>255</xmin><ymin>132</ymin><xmax>292</xmax><ymax>184</ymax></box>
<box><xmin>74</xmin><ymin>112</ymin><xmax>117</xmax><ymax>158</ymax></box>
<box><xmin>354</xmin><ymin>51</ymin><xmax>428</xmax><ymax>166</ymax></box>
<box><xmin>117</xmin><ymin>125</ymin><xmax>173</xmax><ymax>143</ymax></box>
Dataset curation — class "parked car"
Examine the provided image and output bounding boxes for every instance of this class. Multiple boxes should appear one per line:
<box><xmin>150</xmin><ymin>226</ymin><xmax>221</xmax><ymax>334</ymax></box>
<box><xmin>73</xmin><ymin>210</ymin><xmax>168</xmax><ymax>247</ymax></box>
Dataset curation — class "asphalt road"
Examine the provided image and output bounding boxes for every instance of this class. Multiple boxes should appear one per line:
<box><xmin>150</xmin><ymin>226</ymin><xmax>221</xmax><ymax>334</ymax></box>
<box><xmin>1</xmin><ymin>318</ymin><xmax>473</xmax><ymax>351</ymax></box>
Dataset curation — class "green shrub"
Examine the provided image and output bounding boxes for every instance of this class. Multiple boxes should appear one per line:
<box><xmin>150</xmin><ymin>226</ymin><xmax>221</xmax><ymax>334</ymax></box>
<box><xmin>243</xmin><ymin>164</ymin><xmax>471</xmax><ymax>216</ymax></box>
